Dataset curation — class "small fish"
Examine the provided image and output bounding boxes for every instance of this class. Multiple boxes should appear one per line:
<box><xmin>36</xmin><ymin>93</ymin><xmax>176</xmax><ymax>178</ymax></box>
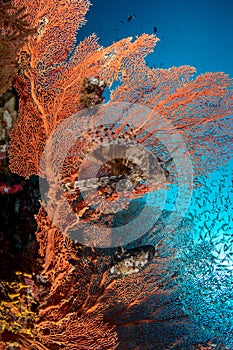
<box><xmin>127</xmin><ymin>14</ymin><xmax>136</xmax><ymax>22</ymax></box>
<box><xmin>153</xmin><ymin>26</ymin><xmax>157</xmax><ymax>33</ymax></box>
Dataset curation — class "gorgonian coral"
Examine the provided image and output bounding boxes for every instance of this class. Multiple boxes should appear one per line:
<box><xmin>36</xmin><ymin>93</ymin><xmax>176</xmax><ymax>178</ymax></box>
<box><xmin>7</xmin><ymin>0</ymin><xmax>233</xmax><ymax>180</ymax></box>
<box><xmin>0</xmin><ymin>1</ymin><xmax>35</xmax><ymax>95</ymax></box>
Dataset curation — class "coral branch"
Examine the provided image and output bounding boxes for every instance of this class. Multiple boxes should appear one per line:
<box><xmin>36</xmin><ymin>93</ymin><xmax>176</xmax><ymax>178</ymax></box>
<box><xmin>0</xmin><ymin>1</ymin><xmax>35</xmax><ymax>95</ymax></box>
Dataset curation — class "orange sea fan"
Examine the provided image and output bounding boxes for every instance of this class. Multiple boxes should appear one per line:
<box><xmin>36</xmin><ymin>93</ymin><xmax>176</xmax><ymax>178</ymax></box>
<box><xmin>110</xmin><ymin>63</ymin><xmax>233</xmax><ymax>176</ymax></box>
<box><xmin>8</xmin><ymin>27</ymin><xmax>158</xmax><ymax>177</ymax></box>
<box><xmin>38</xmin><ymin>101</ymin><xmax>193</xmax><ymax>247</ymax></box>
<box><xmin>6</xmin><ymin>0</ymin><xmax>233</xmax><ymax>183</ymax></box>
<box><xmin>0</xmin><ymin>1</ymin><xmax>35</xmax><ymax>95</ymax></box>
<box><xmin>27</xmin><ymin>203</ymin><xmax>182</xmax><ymax>349</ymax></box>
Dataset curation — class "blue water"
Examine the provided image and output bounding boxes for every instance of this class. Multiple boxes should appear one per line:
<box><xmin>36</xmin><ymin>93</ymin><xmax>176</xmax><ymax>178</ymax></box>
<box><xmin>78</xmin><ymin>0</ymin><xmax>233</xmax><ymax>77</ymax></box>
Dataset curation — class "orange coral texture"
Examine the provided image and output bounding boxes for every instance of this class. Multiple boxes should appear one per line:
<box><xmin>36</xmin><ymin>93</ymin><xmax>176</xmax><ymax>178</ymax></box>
<box><xmin>0</xmin><ymin>1</ymin><xmax>34</xmax><ymax>95</ymax></box>
<box><xmin>8</xmin><ymin>0</ymin><xmax>233</xmax><ymax>179</ymax></box>
<box><xmin>33</xmin><ymin>204</ymin><xmax>178</xmax><ymax>349</ymax></box>
<box><xmin>0</xmin><ymin>203</ymin><xmax>181</xmax><ymax>349</ymax></box>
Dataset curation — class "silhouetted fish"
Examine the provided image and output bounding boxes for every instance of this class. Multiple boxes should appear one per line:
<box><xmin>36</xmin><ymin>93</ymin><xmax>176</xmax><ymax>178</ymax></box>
<box><xmin>127</xmin><ymin>14</ymin><xmax>136</xmax><ymax>22</ymax></box>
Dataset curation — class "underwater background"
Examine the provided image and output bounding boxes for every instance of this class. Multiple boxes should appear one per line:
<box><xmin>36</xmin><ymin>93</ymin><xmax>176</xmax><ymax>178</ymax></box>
<box><xmin>0</xmin><ymin>0</ymin><xmax>233</xmax><ymax>349</ymax></box>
